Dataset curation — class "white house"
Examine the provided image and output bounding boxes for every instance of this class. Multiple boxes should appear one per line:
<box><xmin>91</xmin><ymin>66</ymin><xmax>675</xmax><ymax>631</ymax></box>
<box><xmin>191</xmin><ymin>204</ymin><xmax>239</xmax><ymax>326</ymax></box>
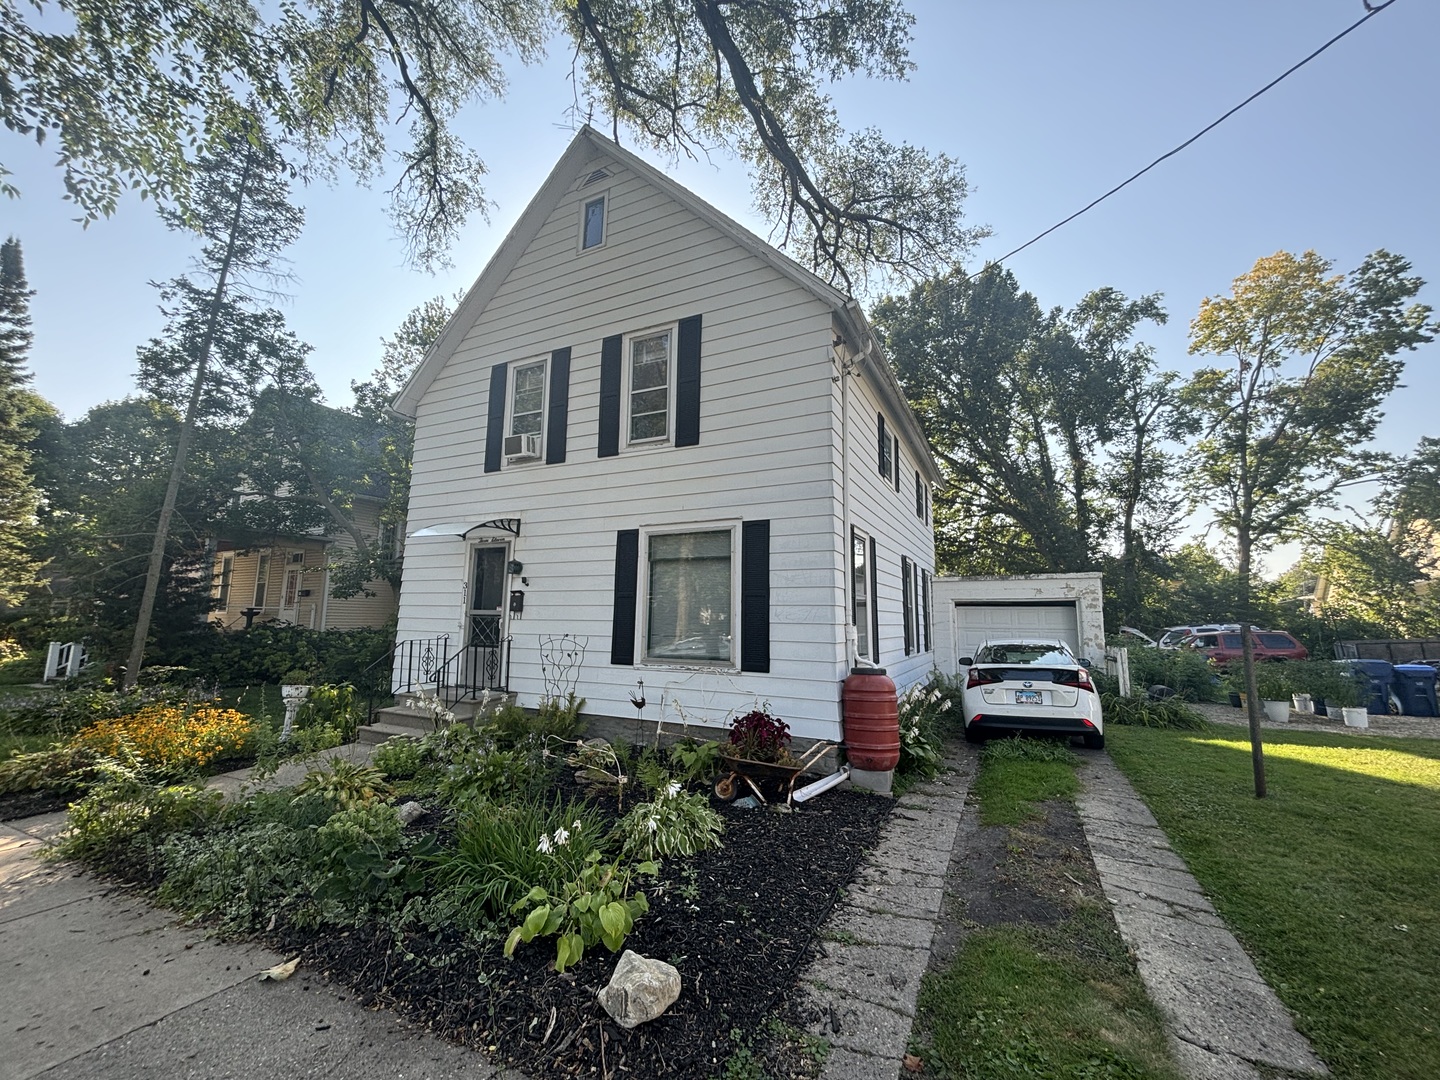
<box><xmin>389</xmin><ymin>128</ymin><xmax>939</xmax><ymax>744</ymax></box>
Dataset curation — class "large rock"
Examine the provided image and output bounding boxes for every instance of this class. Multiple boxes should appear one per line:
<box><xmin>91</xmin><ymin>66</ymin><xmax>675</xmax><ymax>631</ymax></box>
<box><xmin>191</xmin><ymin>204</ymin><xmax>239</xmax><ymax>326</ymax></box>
<box><xmin>597</xmin><ymin>951</ymin><xmax>681</xmax><ymax>1029</ymax></box>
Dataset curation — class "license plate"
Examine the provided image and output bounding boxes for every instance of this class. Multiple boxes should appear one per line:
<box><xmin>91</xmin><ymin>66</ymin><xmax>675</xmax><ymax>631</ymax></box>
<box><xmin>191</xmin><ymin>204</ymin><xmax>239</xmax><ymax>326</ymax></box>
<box><xmin>1014</xmin><ymin>690</ymin><xmax>1043</xmax><ymax>705</ymax></box>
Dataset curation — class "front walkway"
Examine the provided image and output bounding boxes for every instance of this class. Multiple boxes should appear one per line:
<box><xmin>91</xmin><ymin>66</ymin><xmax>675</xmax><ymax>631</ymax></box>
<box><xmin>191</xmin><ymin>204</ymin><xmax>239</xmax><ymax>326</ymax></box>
<box><xmin>1076</xmin><ymin>755</ymin><xmax>1328</xmax><ymax>1079</ymax></box>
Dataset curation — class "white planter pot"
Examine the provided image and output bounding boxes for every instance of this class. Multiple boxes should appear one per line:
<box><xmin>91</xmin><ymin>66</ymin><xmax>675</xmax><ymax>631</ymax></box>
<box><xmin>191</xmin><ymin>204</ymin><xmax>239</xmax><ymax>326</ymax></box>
<box><xmin>1262</xmin><ymin>700</ymin><xmax>1291</xmax><ymax>724</ymax></box>
<box><xmin>1292</xmin><ymin>693</ymin><xmax>1313</xmax><ymax>715</ymax></box>
<box><xmin>1342</xmin><ymin>706</ymin><xmax>1369</xmax><ymax>729</ymax></box>
<box><xmin>1327</xmin><ymin>705</ymin><xmax>1345</xmax><ymax>721</ymax></box>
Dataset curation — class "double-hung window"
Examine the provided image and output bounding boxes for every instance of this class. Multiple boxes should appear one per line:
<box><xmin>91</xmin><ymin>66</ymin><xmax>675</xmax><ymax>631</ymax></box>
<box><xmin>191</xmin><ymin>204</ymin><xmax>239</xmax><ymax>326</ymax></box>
<box><xmin>642</xmin><ymin>525</ymin><xmax>735</xmax><ymax>666</ymax></box>
<box><xmin>216</xmin><ymin>554</ymin><xmax>234</xmax><ymax>611</ymax></box>
<box><xmin>507</xmin><ymin>357</ymin><xmax>547</xmax><ymax>456</ymax></box>
<box><xmin>852</xmin><ymin>527</ymin><xmax>875</xmax><ymax>661</ymax></box>
<box><xmin>253</xmin><ymin>552</ymin><xmax>270</xmax><ymax>608</ymax></box>
<box><xmin>627</xmin><ymin>327</ymin><xmax>673</xmax><ymax>445</ymax></box>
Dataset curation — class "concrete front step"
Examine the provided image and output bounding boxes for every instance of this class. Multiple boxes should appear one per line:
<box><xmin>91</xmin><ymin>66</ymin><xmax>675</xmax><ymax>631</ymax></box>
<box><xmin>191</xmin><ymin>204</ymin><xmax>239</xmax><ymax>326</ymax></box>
<box><xmin>358</xmin><ymin>693</ymin><xmax>517</xmax><ymax>745</ymax></box>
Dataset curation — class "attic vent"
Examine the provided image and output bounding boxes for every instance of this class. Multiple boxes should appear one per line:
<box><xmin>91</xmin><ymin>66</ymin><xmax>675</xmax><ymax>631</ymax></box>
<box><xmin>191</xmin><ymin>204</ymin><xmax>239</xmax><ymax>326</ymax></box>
<box><xmin>581</xmin><ymin>168</ymin><xmax>611</xmax><ymax>187</ymax></box>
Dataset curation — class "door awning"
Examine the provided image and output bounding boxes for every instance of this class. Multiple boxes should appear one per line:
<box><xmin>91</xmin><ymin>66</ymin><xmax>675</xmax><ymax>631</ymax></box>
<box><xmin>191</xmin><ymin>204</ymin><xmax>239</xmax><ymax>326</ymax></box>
<box><xmin>407</xmin><ymin>518</ymin><xmax>521</xmax><ymax>539</ymax></box>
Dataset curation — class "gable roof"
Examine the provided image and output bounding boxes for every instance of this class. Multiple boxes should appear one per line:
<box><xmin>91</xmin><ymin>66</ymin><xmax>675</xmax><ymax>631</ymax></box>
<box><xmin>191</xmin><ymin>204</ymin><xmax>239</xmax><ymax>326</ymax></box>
<box><xmin>391</xmin><ymin>126</ymin><xmax>940</xmax><ymax>484</ymax></box>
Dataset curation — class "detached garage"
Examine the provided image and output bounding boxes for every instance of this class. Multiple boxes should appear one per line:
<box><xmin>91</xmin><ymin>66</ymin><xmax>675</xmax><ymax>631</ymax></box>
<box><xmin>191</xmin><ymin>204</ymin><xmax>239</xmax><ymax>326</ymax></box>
<box><xmin>932</xmin><ymin>572</ymin><xmax>1106</xmax><ymax>675</ymax></box>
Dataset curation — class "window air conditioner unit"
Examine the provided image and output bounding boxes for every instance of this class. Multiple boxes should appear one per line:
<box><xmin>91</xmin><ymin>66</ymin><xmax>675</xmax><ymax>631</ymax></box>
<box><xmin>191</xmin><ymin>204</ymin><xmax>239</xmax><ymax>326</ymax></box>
<box><xmin>504</xmin><ymin>433</ymin><xmax>542</xmax><ymax>461</ymax></box>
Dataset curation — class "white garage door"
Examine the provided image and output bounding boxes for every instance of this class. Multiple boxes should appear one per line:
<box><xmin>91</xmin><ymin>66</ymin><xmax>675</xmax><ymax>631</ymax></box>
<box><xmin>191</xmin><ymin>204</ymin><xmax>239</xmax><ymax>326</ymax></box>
<box><xmin>952</xmin><ymin>603</ymin><xmax>1080</xmax><ymax>666</ymax></box>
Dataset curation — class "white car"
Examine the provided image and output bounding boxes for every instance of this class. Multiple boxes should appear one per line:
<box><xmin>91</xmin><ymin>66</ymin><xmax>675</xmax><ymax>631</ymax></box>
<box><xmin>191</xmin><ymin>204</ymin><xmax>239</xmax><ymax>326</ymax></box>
<box><xmin>958</xmin><ymin>638</ymin><xmax>1105</xmax><ymax>749</ymax></box>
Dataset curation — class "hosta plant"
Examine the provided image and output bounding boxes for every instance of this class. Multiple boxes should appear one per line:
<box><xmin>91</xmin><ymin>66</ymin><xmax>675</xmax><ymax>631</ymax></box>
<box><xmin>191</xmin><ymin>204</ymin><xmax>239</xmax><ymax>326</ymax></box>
<box><xmin>504</xmin><ymin>850</ymin><xmax>657</xmax><ymax>973</ymax></box>
<box><xmin>615</xmin><ymin>780</ymin><xmax>725</xmax><ymax>861</ymax></box>
<box><xmin>295</xmin><ymin>758</ymin><xmax>390</xmax><ymax>809</ymax></box>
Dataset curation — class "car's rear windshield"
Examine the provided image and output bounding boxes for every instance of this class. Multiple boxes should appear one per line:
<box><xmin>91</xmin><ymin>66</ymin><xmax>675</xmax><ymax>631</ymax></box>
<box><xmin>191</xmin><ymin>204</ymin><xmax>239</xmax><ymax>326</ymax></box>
<box><xmin>974</xmin><ymin>643</ymin><xmax>1074</xmax><ymax>665</ymax></box>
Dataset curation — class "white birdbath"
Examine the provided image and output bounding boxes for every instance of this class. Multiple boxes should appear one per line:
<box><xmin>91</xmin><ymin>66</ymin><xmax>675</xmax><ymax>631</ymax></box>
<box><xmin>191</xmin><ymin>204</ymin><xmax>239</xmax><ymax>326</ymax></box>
<box><xmin>280</xmin><ymin>684</ymin><xmax>312</xmax><ymax>742</ymax></box>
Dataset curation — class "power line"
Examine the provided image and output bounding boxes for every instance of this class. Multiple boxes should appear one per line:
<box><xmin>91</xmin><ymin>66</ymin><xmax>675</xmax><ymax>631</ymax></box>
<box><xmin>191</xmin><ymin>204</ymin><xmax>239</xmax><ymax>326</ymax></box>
<box><xmin>988</xmin><ymin>0</ymin><xmax>1400</xmax><ymax>268</ymax></box>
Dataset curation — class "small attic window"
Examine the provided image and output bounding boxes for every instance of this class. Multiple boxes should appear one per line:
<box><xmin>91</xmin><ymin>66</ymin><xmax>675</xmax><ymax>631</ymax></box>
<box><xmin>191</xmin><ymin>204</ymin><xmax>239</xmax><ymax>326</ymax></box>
<box><xmin>581</xmin><ymin>194</ymin><xmax>607</xmax><ymax>250</ymax></box>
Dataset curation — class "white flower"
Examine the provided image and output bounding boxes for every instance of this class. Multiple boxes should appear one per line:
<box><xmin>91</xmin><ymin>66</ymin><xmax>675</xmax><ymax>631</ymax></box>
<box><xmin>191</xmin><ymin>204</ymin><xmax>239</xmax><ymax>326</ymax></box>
<box><xmin>573</xmin><ymin>820</ymin><xmax>582</xmax><ymax>831</ymax></box>
<box><xmin>553</xmin><ymin>826</ymin><xmax>570</xmax><ymax>846</ymax></box>
<box><xmin>940</xmin><ymin>699</ymin><xmax>953</xmax><ymax>712</ymax></box>
<box><xmin>664</xmin><ymin>780</ymin><xmax>681</xmax><ymax>799</ymax></box>
<box><xmin>647</xmin><ymin>815</ymin><xmax>659</xmax><ymax>833</ymax></box>
<box><xmin>537</xmin><ymin>834</ymin><xmax>553</xmax><ymax>855</ymax></box>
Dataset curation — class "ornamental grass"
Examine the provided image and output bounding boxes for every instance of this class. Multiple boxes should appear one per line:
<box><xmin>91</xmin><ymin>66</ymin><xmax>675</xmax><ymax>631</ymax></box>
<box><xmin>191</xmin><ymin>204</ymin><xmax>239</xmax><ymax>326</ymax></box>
<box><xmin>73</xmin><ymin>704</ymin><xmax>256</xmax><ymax>773</ymax></box>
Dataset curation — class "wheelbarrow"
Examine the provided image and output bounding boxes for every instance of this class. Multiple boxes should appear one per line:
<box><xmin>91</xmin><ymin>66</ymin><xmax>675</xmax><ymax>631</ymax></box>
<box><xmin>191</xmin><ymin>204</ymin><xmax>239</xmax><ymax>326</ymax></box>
<box><xmin>712</xmin><ymin>741</ymin><xmax>833</xmax><ymax>806</ymax></box>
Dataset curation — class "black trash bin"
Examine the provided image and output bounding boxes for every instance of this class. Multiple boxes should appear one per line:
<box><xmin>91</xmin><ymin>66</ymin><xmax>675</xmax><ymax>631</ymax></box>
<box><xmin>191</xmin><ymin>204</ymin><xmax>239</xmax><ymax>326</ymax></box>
<box><xmin>1392</xmin><ymin>664</ymin><xmax>1438</xmax><ymax>717</ymax></box>
<box><xmin>1338</xmin><ymin>659</ymin><xmax>1395</xmax><ymax>715</ymax></box>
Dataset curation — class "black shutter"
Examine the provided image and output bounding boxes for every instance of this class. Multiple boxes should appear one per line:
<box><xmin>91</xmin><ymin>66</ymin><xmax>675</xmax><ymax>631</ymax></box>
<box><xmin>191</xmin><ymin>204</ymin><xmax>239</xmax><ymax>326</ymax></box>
<box><xmin>877</xmin><ymin>414</ymin><xmax>887</xmax><ymax>476</ymax></box>
<box><xmin>740</xmin><ymin>520</ymin><xmax>770</xmax><ymax>673</ymax></box>
<box><xmin>675</xmin><ymin>314</ymin><xmax>702</xmax><ymax>447</ymax></box>
<box><xmin>869</xmin><ymin>536</ymin><xmax>879</xmax><ymax>662</ymax></box>
<box><xmin>546</xmin><ymin>347</ymin><xmax>571</xmax><ymax>464</ymax></box>
<box><xmin>484</xmin><ymin>363</ymin><xmax>507</xmax><ymax>473</ymax></box>
<box><xmin>599</xmin><ymin>335</ymin><xmax>622</xmax><ymax>457</ymax></box>
<box><xmin>915</xmin><ymin>470</ymin><xmax>924</xmax><ymax>518</ymax></box>
<box><xmin>893</xmin><ymin>436</ymin><xmax>901</xmax><ymax>491</ymax></box>
<box><xmin>921</xmin><ymin>569</ymin><xmax>932</xmax><ymax>652</ymax></box>
<box><xmin>901</xmin><ymin>555</ymin><xmax>914</xmax><ymax>655</ymax></box>
<box><xmin>611</xmin><ymin>529</ymin><xmax>639</xmax><ymax>665</ymax></box>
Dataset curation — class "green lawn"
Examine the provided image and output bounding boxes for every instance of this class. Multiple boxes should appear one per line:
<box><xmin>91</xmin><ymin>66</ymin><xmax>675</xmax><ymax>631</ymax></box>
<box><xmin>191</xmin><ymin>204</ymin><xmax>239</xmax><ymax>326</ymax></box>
<box><xmin>915</xmin><ymin>739</ymin><xmax>1181</xmax><ymax>1079</ymax></box>
<box><xmin>1109</xmin><ymin>725</ymin><xmax>1440</xmax><ymax>1080</ymax></box>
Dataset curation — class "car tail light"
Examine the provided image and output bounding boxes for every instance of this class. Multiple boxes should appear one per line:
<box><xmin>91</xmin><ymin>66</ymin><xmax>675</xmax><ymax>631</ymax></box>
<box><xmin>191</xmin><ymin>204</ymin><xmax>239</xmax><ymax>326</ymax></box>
<box><xmin>966</xmin><ymin>666</ymin><xmax>1003</xmax><ymax>689</ymax></box>
<box><xmin>1053</xmin><ymin>668</ymin><xmax>1095</xmax><ymax>693</ymax></box>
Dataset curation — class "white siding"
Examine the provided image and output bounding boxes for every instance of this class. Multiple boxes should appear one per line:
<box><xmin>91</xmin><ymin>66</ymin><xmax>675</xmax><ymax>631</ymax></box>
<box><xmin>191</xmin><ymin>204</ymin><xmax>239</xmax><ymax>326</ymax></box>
<box><xmin>840</xmin><ymin>354</ymin><xmax>939</xmax><ymax>699</ymax></box>
<box><xmin>401</xmin><ymin>158</ymin><xmax>851</xmax><ymax>740</ymax></box>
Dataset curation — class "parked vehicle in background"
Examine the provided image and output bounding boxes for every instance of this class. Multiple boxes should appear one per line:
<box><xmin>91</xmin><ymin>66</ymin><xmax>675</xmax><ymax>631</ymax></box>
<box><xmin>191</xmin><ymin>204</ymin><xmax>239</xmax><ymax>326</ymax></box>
<box><xmin>1118</xmin><ymin>626</ymin><xmax>1158</xmax><ymax>647</ymax></box>
<box><xmin>1183</xmin><ymin>630</ymin><xmax>1308</xmax><ymax>666</ymax></box>
<box><xmin>1158</xmin><ymin>624</ymin><xmax>1245</xmax><ymax>649</ymax></box>
<box><xmin>957</xmin><ymin>638</ymin><xmax>1105</xmax><ymax>749</ymax></box>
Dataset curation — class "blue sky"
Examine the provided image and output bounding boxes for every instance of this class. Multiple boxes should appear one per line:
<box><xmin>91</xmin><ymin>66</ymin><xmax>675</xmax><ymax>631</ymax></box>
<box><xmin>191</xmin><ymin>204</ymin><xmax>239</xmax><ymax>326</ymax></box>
<box><xmin>5</xmin><ymin>1</ymin><xmax>1435</xmax><ymax>559</ymax></box>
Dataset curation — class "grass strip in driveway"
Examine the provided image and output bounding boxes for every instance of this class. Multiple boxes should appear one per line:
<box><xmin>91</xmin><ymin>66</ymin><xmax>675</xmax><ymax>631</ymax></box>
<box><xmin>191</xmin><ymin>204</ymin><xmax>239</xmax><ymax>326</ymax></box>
<box><xmin>913</xmin><ymin>739</ymin><xmax>1181</xmax><ymax>1079</ymax></box>
<box><xmin>1108</xmin><ymin>724</ymin><xmax>1440</xmax><ymax>1080</ymax></box>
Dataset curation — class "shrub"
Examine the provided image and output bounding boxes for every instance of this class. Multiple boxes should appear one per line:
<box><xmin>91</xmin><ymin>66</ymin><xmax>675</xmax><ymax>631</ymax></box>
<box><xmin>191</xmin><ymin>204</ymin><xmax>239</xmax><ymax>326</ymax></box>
<box><xmin>668</xmin><ymin>738</ymin><xmax>723</xmax><ymax>786</ymax></box>
<box><xmin>72</xmin><ymin>704</ymin><xmax>255</xmax><ymax>776</ymax></box>
<box><xmin>486</xmin><ymin>693</ymin><xmax>585</xmax><ymax>749</ymax></box>
<box><xmin>427</xmin><ymin>795</ymin><xmax>608</xmax><ymax>931</ymax></box>
<box><xmin>438</xmin><ymin>744</ymin><xmax>548</xmax><ymax>806</ymax></box>
<box><xmin>167</xmin><ymin>623</ymin><xmax>393</xmax><ymax>689</ymax></box>
<box><xmin>371</xmin><ymin>736</ymin><xmax>427</xmax><ymax>780</ymax></box>
<box><xmin>1101</xmin><ymin>693</ymin><xmax>1207</xmax><ymax>730</ymax></box>
<box><xmin>0</xmin><ymin>745</ymin><xmax>105</xmax><ymax>796</ymax></box>
<box><xmin>614</xmin><ymin>781</ymin><xmax>725</xmax><ymax>861</ymax></box>
<box><xmin>1124</xmin><ymin>647</ymin><xmax>1222</xmax><ymax>702</ymax></box>
<box><xmin>296</xmin><ymin>683</ymin><xmax>361</xmax><ymax>741</ymax></box>
<box><xmin>57</xmin><ymin>778</ymin><xmax>225</xmax><ymax>879</ymax></box>
<box><xmin>0</xmin><ymin>681</ymin><xmax>186</xmax><ymax>739</ymax></box>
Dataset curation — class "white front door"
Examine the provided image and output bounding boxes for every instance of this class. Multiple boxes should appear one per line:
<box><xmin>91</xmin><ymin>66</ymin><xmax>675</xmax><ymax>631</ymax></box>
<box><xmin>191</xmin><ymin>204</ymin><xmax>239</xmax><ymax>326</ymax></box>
<box><xmin>466</xmin><ymin>544</ymin><xmax>510</xmax><ymax>688</ymax></box>
<box><xmin>279</xmin><ymin>567</ymin><xmax>303</xmax><ymax>624</ymax></box>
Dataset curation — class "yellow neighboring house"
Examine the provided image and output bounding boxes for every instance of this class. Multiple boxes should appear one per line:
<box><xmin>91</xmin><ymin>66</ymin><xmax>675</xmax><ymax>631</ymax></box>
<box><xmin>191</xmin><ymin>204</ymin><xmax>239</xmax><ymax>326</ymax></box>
<box><xmin>208</xmin><ymin>496</ymin><xmax>399</xmax><ymax>631</ymax></box>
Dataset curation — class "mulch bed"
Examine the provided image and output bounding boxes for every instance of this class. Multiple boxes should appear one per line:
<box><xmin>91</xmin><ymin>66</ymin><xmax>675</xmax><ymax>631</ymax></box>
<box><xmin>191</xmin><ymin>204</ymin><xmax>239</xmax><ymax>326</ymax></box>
<box><xmin>274</xmin><ymin>780</ymin><xmax>893</xmax><ymax>1078</ymax></box>
<box><xmin>0</xmin><ymin>789</ymin><xmax>69</xmax><ymax>821</ymax></box>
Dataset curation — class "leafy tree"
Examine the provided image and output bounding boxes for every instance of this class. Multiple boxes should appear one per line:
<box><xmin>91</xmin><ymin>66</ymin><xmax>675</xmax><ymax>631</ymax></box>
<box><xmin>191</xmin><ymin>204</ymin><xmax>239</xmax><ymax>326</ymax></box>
<box><xmin>876</xmin><ymin>269</ymin><xmax>1177</xmax><ymax>583</ymax></box>
<box><xmin>1183</xmin><ymin>248</ymin><xmax>1437</xmax><ymax>795</ymax></box>
<box><xmin>0</xmin><ymin>237</ymin><xmax>46</xmax><ymax>606</ymax></box>
<box><xmin>125</xmin><ymin>130</ymin><xmax>307</xmax><ymax>684</ymax></box>
<box><xmin>2</xmin><ymin>0</ymin><xmax>980</xmax><ymax>283</ymax></box>
<box><xmin>1303</xmin><ymin>523</ymin><xmax>1439</xmax><ymax>638</ymax></box>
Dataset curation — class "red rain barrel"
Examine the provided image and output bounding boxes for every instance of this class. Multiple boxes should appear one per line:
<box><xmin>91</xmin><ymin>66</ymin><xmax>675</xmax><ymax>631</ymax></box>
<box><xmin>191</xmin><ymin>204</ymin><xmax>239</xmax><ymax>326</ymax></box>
<box><xmin>843</xmin><ymin>667</ymin><xmax>900</xmax><ymax>771</ymax></box>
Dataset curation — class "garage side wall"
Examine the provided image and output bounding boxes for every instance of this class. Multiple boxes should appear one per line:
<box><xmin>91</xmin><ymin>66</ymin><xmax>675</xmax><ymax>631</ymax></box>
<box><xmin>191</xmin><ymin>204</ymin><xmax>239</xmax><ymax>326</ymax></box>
<box><xmin>932</xmin><ymin>573</ymin><xmax>1106</xmax><ymax>676</ymax></box>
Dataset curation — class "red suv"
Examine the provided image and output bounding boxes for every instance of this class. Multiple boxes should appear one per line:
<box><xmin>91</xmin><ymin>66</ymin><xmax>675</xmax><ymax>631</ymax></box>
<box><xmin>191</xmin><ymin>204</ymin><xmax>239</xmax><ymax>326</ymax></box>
<box><xmin>1183</xmin><ymin>630</ymin><xmax>1308</xmax><ymax>666</ymax></box>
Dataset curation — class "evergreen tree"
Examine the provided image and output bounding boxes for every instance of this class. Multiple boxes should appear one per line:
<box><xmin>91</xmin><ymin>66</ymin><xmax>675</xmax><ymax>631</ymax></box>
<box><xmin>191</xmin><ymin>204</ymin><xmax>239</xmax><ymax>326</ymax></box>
<box><xmin>0</xmin><ymin>236</ymin><xmax>45</xmax><ymax>607</ymax></box>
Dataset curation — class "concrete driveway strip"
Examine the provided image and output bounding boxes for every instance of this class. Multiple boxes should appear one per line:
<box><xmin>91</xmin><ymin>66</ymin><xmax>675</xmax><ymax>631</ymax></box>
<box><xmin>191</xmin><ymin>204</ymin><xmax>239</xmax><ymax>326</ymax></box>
<box><xmin>1076</xmin><ymin>755</ymin><xmax>1329</xmax><ymax>1080</ymax></box>
<box><xmin>800</xmin><ymin>748</ymin><xmax>976</xmax><ymax>1080</ymax></box>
